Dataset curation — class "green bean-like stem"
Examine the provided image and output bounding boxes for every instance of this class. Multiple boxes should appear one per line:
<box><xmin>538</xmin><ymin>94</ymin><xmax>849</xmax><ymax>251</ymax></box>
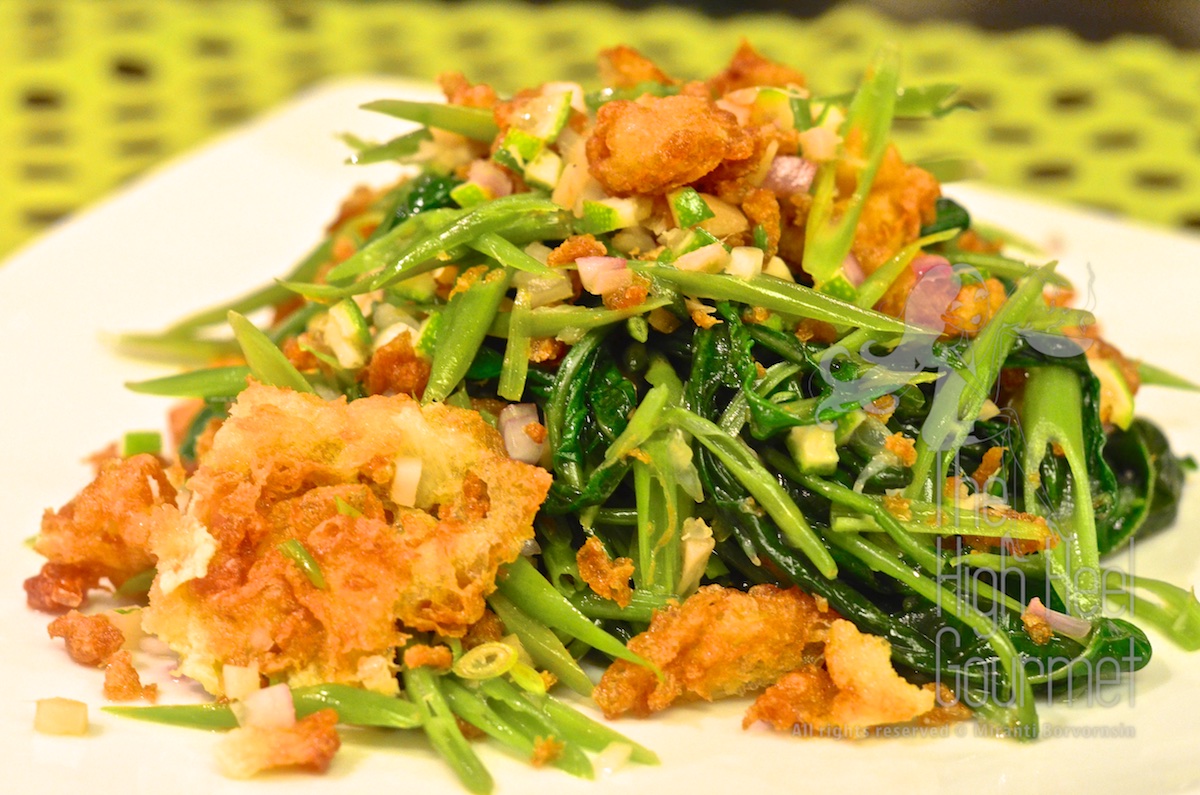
<box><xmin>345</xmin><ymin>128</ymin><xmax>432</xmax><ymax>165</ymax></box>
<box><xmin>666</xmin><ymin>408</ymin><xmax>837</xmax><ymax>579</ymax></box>
<box><xmin>498</xmin><ymin>289</ymin><xmax>532</xmax><ymax>401</ymax></box>
<box><xmin>532</xmin><ymin>692</ymin><xmax>659</xmax><ymax>765</ymax></box>
<box><xmin>424</xmin><ymin>268</ymin><xmax>513</xmax><ymax>404</ymax></box>
<box><xmin>487</xmin><ymin>592</ymin><xmax>595</xmax><ymax>697</ymax></box>
<box><xmin>906</xmin><ymin>263</ymin><xmax>1057</xmax><ymax>499</ymax></box>
<box><xmin>828</xmin><ymin>502</ymin><xmax>1051</xmax><ymax>542</ymax></box>
<box><xmin>126</xmin><ymin>365</ymin><xmax>251</xmax><ymax>399</ymax></box>
<box><xmin>109</xmin><ymin>333</ymin><xmax>241</xmax><ymax>365</ymax></box>
<box><xmin>496</xmin><ymin>556</ymin><xmax>658</xmax><ymax>672</ymax></box>
<box><xmin>802</xmin><ymin>45</ymin><xmax>899</xmax><ymax>299</ymax></box>
<box><xmin>366</xmin><ymin>195</ymin><xmax>566</xmax><ymax>292</ymax></box>
<box><xmin>470</xmin><ymin>232</ymin><xmax>554</xmax><ymax>275</ymax></box>
<box><xmin>227</xmin><ymin>311</ymin><xmax>314</xmax><ymax>394</ymax></box>
<box><xmin>718</xmin><ymin>362</ymin><xmax>801</xmax><ymax>435</ymax></box>
<box><xmin>567</xmin><ymin>590</ymin><xmax>670</xmax><ymax>624</ymax></box>
<box><xmin>403</xmin><ymin>666</ymin><xmax>494</xmax><ymax>795</ymax></box>
<box><xmin>477</xmin><ymin>679</ymin><xmax>594</xmax><ymax>779</ymax></box>
<box><xmin>629</xmin><ymin>265</ymin><xmax>912</xmax><ymax>334</ymax></box>
<box><xmin>103</xmin><ymin>702</ymin><xmax>237</xmax><ymax>730</ymax></box>
<box><xmin>1104</xmin><ymin>571</ymin><xmax>1200</xmax><ymax>651</ymax></box>
<box><xmin>634</xmin><ymin>432</ymin><xmax>691</xmax><ymax>595</ymax></box>
<box><xmin>789</xmin><ymin>466</ymin><xmax>1025</xmax><ymax>615</ymax></box>
<box><xmin>440</xmin><ymin>678</ymin><xmax>537</xmax><ymax>758</ymax></box>
<box><xmin>362</xmin><ymin>99</ymin><xmax>500</xmax><ymax>142</ymax></box>
<box><xmin>285</xmin><ymin>196</ymin><xmax>567</xmax><ymax>300</ymax></box>
<box><xmin>947</xmin><ymin>250</ymin><xmax>1073</xmax><ymax>289</ymax></box>
<box><xmin>1137</xmin><ymin>360</ymin><xmax>1200</xmax><ymax>392</ymax></box>
<box><xmin>538</xmin><ymin>518</ymin><xmax>584</xmax><ymax>594</ymax></box>
<box><xmin>490</xmin><ymin>298</ymin><xmax>672</xmax><ymax>339</ymax></box>
<box><xmin>104</xmin><ymin>684</ymin><xmax>422</xmax><ymax>730</ymax></box>
<box><xmin>290</xmin><ymin>684</ymin><xmax>422</xmax><ymax>728</ymax></box>
<box><xmin>477</xmin><ymin>677</ymin><xmax>652</xmax><ymax>768</ymax></box>
<box><xmin>325</xmin><ymin>207</ymin><xmax>462</xmax><ymax>282</ymax></box>
<box><xmin>586</xmin><ymin>358</ymin><xmax>677</xmax><ymax>489</ymax></box>
<box><xmin>1019</xmin><ymin>365</ymin><xmax>1100</xmax><ymax>617</ymax></box>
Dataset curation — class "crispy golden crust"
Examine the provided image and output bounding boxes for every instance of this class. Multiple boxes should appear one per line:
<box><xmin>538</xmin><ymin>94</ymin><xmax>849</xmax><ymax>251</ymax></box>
<box><xmin>741</xmin><ymin>187</ymin><xmax>782</xmax><ymax>260</ymax></box>
<box><xmin>438</xmin><ymin>72</ymin><xmax>498</xmax><ymax>109</ymax></box>
<box><xmin>402</xmin><ymin>644</ymin><xmax>453</xmax><ymax>671</ymax></box>
<box><xmin>546</xmin><ymin>233</ymin><xmax>607</xmax><ymax>266</ymax></box>
<box><xmin>598</xmin><ymin>45</ymin><xmax>675</xmax><ymax>89</ymax></box>
<box><xmin>972</xmin><ymin>446</ymin><xmax>1007</xmax><ymax>488</ymax></box>
<box><xmin>24</xmin><ymin>562</ymin><xmax>100</xmax><ymax>613</ymax></box>
<box><xmin>48</xmin><ymin>610</ymin><xmax>124</xmax><ymax>667</ymax></box>
<box><xmin>463</xmin><ymin>609</ymin><xmax>506</xmax><ymax>650</ymax></box>
<box><xmin>942</xmin><ymin>277</ymin><xmax>1006</xmax><ymax>338</ymax></box>
<box><xmin>531</xmin><ymin>735</ymin><xmax>566</xmax><ymax>768</ymax></box>
<box><xmin>215</xmin><ymin>709</ymin><xmax>341</xmax><ymax>779</ymax></box>
<box><xmin>845</xmin><ymin>145</ymin><xmax>941</xmax><ymax>275</ymax></box>
<box><xmin>601</xmin><ymin>274</ymin><xmax>650</xmax><ymax>311</ymax></box>
<box><xmin>36</xmin><ymin>454</ymin><xmax>175</xmax><ymax>588</ymax></box>
<box><xmin>142</xmin><ymin>384</ymin><xmax>550</xmax><ymax>695</ymax></box>
<box><xmin>593</xmin><ymin>584</ymin><xmax>835</xmax><ymax>718</ymax></box>
<box><xmin>707</xmin><ymin>41</ymin><xmax>806</xmax><ymax>96</ymax></box>
<box><xmin>587</xmin><ymin>96</ymin><xmax>752</xmax><ymax>196</ymax></box>
<box><xmin>743</xmin><ymin>619</ymin><xmax>937</xmax><ymax>737</ymax></box>
<box><xmin>104</xmin><ymin>649</ymin><xmax>158</xmax><ymax>702</ymax></box>
<box><xmin>884</xmin><ymin>432</ymin><xmax>917</xmax><ymax>468</ymax></box>
<box><xmin>1021</xmin><ymin>607</ymin><xmax>1054</xmax><ymax>646</ymax></box>
<box><xmin>576</xmin><ymin>536</ymin><xmax>634</xmax><ymax>608</ymax></box>
<box><xmin>362</xmin><ymin>330</ymin><xmax>430</xmax><ymax>398</ymax></box>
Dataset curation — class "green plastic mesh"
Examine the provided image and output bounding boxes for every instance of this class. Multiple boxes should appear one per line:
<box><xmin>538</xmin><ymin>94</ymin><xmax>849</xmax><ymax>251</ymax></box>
<box><xmin>3</xmin><ymin>0</ymin><xmax>1199</xmax><ymax>259</ymax></box>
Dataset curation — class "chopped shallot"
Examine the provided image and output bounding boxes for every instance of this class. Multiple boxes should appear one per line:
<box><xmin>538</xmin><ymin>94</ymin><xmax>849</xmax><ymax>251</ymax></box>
<box><xmin>576</xmin><ymin>256</ymin><xmax>628</xmax><ymax>294</ymax></box>
<box><xmin>499</xmin><ymin>404</ymin><xmax>545</xmax><ymax>464</ymax></box>
<box><xmin>911</xmin><ymin>253</ymin><xmax>951</xmax><ymax>277</ymax></box>
<box><xmin>1025</xmin><ymin>597</ymin><xmax>1093</xmax><ymax>640</ymax></box>
<box><xmin>761</xmin><ymin>155</ymin><xmax>817</xmax><ymax>197</ymax></box>
<box><xmin>466</xmin><ymin>160</ymin><xmax>512</xmax><ymax>199</ymax></box>
<box><xmin>841</xmin><ymin>253</ymin><xmax>865</xmax><ymax>287</ymax></box>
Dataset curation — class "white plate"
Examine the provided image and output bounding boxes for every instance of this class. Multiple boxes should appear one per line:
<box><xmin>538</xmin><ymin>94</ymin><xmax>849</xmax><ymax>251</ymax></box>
<box><xmin>2</xmin><ymin>79</ymin><xmax>1199</xmax><ymax>795</ymax></box>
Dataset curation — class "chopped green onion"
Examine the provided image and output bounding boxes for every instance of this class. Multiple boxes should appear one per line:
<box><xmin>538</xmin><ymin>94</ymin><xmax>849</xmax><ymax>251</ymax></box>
<box><xmin>121</xmin><ymin>431</ymin><xmax>162</xmax><ymax>457</ymax></box>
<box><xmin>451</xmin><ymin>642</ymin><xmax>517</xmax><ymax>680</ymax></box>
<box><xmin>278</xmin><ymin>538</ymin><xmax>327</xmax><ymax>590</ymax></box>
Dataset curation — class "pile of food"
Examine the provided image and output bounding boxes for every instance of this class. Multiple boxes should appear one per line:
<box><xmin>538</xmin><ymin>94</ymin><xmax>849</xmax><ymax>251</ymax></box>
<box><xmin>23</xmin><ymin>41</ymin><xmax>1200</xmax><ymax>791</ymax></box>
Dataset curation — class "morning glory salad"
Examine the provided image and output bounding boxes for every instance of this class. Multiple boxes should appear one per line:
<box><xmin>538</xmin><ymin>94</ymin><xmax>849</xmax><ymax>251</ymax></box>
<box><xmin>23</xmin><ymin>41</ymin><xmax>1200</xmax><ymax>792</ymax></box>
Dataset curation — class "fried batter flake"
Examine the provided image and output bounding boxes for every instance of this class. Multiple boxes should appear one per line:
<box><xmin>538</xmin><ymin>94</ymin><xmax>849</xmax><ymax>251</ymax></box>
<box><xmin>215</xmin><ymin>708</ymin><xmax>341</xmax><ymax>779</ymax></box>
<box><xmin>707</xmin><ymin>41</ymin><xmax>807</xmax><ymax>96</ymax></box>
<box><xmin>576</xmin><ymin>536</ymin><xmax>635</xmax><ymax>608</ymax></box>
<box><xmin>744</xmin><ymin>619</ymin><xmax>937</xmax><ymax>737</ymax></box>
<box><xmin>24</xmin><ymin>562</ymin><xmax>100</xmax><ymax>613</ymax></box>
<box><xmin>36</xmin><ymin>454</ymin><xmax>175</xmax><ymax>589</ymax></box>
<box><xmin>587</xmin><ymin>95</ymin><xmax>752</xmax><ymax>196</ymax></box>
<box><xmin>593</xmin><ymin>584</ymin><xmax>835</xmax><ymax>718</ymax></box>
<box><xmin>104</xmin><ymin>650</ymin><xmax>158</xmax><ymax>702</ymax></box>
<box><xmin>597</xmin><ymin>45</ymin><xmax>675</xmax><ymax>89</ymax></box>
<box><xmin>142</xmin><ymin>383</ymin><xmax>550</xmax><ymax>695</ymax></box>
<box><xmin>47</xmin><ymin>610</ymin><xmax>124</xmax><ymax>667</ymax></box>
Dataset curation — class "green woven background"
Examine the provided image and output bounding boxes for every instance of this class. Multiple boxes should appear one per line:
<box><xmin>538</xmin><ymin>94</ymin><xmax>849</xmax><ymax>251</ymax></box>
<box><xmin>4</xmin><ymin>0</ymin><xmax>1199</xmax><ymax>260</ymax></box>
